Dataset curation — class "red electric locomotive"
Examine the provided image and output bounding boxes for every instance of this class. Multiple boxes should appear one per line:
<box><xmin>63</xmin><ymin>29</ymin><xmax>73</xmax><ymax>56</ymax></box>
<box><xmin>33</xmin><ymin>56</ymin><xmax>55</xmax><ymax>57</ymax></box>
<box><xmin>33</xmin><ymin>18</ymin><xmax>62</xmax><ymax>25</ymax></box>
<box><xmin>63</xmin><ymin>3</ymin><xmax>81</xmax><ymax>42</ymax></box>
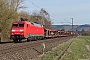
<box><xmin>10</xmin><ymin>18</ymin><xmax>44</xmax><ymax>43</ymax></box>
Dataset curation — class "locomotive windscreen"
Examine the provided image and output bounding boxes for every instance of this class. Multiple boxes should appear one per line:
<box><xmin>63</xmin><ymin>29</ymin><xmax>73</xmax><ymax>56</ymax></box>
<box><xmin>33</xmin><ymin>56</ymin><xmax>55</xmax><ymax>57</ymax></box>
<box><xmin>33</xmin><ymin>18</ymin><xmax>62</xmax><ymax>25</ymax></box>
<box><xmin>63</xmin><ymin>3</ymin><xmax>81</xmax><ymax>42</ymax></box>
<box><xmin>12</xmin><ymin>24</ymin><xmax>24</xmax><ymax>27</ymax></box>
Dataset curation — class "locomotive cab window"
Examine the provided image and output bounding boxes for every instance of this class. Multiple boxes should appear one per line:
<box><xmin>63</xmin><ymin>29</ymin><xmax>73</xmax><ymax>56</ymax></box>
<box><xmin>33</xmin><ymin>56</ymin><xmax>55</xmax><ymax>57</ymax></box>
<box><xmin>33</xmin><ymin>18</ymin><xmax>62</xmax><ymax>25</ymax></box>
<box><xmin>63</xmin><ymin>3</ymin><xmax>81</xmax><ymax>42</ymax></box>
<box><xmin>12</xmin><ymin>24</ymin><xmax>24</xmax><ymax>27</ymax></box>
<box><xmin>12</xmin><ymin>24</ymin><xmax>18</xmax><ymax>27</ymax></box>
<box><xmin>19</xmin><ymin>24</ymin><xmax>24</xmax><ymax>27</ymax></box>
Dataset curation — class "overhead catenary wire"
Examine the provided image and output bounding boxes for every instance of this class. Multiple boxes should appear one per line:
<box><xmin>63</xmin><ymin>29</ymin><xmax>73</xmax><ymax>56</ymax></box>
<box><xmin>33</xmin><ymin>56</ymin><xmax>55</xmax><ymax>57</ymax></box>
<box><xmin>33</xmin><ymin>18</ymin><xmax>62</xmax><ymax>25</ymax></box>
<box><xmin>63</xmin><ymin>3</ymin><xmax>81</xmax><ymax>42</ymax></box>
<box><xmin>27</xmin><ymin>0</ymin><xmax>64</xmax><ymax>25</ymax></box>
<box><xmin>64</xmin><ymin>19</ymin><xmax>72</xmax><ymax>24</ymax></box>
<box><xmin>36</xmin><ymin>0</ymin><xmax>65</xmax><ymax>25</ymax></box>
<box><xmin>35</xmin><ymin>0</ymin><xmax>59</xmax><ymax>21</ymax></box>
<box><xmin>28</xmin><ymin>0</ymin><xmax>41</xmax><ymax>9</ymax></box>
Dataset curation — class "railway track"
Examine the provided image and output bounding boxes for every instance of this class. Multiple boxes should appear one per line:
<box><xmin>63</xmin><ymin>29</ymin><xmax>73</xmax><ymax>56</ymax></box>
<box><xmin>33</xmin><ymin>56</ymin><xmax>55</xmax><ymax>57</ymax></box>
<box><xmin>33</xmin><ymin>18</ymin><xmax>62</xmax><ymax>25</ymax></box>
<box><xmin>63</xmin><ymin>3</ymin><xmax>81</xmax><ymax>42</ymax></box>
<box><xmin>0</xmin><ymin>41</ymin><xmax>43</xmax><ymax>56</ymax></box>
<box><xmin>0</xmin><ymin>36</ymin><xmax>74</xmax><ymax>60</ymax></box>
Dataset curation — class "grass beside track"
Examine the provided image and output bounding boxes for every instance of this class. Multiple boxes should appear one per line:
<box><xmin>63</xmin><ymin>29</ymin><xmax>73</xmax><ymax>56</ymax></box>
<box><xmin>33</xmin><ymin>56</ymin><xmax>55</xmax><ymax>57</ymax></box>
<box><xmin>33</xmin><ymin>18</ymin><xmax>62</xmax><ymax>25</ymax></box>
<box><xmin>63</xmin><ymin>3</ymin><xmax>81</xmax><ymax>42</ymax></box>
<box><xmin>40</xmin><ymin>36</ymin><xmax>90</xmax><ymax>60</ymax></box>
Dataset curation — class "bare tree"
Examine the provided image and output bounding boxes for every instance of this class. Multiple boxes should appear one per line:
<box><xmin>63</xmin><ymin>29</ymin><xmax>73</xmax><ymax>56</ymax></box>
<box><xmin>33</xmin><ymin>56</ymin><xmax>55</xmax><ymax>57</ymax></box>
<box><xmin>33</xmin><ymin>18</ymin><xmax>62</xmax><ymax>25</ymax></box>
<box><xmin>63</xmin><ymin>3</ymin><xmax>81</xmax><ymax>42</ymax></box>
<box><xmin>6</xmin><ymin>0</ymin><xmax>25</xmax><ymax>11</ymax></box>
<box><xmin>40</xmin><ymin>8</ymin><xmax>52</xmax><ymax>29</ymax></box>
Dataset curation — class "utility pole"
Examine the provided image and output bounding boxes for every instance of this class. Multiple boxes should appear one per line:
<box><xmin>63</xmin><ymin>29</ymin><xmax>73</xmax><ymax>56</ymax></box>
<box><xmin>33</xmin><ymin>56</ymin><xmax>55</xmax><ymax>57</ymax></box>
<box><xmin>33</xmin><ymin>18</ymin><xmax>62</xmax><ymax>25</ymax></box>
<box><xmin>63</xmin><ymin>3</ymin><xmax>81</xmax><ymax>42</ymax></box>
<box><xmin>71</xmin><ymin>18</ymin><xmax>73</xmax><ymax>32</ymax></box>
<box><xmin>70</xmin><ymin>18</ymin><xmax>73</xmax><ymax>37</ymax></box>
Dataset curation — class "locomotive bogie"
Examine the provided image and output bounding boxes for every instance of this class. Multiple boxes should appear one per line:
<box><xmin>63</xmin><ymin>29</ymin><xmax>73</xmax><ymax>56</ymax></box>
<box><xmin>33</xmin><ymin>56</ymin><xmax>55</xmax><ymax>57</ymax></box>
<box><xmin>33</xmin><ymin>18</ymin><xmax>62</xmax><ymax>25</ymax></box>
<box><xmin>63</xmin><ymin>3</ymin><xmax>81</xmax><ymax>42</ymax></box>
<box><xmin>26</xmin><ymin>35</ymin><xmax>44</xmax><ymax>40</ymax></box>
<box><xmin>10</xmin><ymin>35</ymin><xmax>24</xmax><ymax>43</ymax></box>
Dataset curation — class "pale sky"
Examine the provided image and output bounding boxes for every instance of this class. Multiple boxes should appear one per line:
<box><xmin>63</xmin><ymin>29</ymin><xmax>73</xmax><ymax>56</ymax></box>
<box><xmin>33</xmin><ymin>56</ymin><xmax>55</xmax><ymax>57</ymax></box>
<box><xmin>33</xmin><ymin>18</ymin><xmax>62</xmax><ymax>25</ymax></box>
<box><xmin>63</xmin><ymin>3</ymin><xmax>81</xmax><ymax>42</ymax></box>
<box><xmin>22</xmin><ymin>0</ymin><xmax>90</xmax><ymax>25</ymax></box>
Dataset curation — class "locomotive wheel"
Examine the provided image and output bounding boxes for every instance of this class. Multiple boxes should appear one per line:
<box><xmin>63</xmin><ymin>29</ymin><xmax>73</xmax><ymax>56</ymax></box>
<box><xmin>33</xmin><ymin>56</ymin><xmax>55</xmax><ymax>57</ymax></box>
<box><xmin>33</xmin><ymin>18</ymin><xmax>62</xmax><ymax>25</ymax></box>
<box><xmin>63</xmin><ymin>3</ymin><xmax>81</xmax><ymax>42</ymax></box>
<box><xmin>14</xmin><ymin>40</ymin><xmax>18</xmax><ymax>43</ymax></box>
<box><xmin>18</xmin><ymin>39</ymin><xmax>21</xmax><ymax>42</ymax></box>
<box><xmin>13</xmin><ymin>38</ymin><xmax>20</xmax><ymax>43</ymax></box>
<box><xmin>27</xmin><ymin>38</ymin><xmax>30</xmax><ymax>42</ymax></box>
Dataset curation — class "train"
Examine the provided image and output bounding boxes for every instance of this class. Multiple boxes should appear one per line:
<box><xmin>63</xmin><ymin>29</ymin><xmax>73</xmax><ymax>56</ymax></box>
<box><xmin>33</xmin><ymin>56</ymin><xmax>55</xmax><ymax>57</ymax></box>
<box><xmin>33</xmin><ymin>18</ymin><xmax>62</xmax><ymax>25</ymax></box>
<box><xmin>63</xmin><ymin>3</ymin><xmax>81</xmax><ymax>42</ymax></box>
<box><xmin>10</xmin><ymin>18</ymin><xmax>77</xmax><ymax>43</ymax></box>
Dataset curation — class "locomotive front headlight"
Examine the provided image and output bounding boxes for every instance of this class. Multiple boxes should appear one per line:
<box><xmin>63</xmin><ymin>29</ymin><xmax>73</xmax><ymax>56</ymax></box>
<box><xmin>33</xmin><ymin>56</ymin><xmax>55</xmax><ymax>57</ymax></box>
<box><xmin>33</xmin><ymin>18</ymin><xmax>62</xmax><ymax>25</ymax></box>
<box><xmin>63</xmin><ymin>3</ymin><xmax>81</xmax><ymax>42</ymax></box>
<box><xmin>12</xmin><ymin>30</ymin><xmax>15</xmax><ymax>32</ymax></box>
<box><xmin>20</xmin><ymin>30</ymin><xmax>23</xmax><ymax>32</ymax></box>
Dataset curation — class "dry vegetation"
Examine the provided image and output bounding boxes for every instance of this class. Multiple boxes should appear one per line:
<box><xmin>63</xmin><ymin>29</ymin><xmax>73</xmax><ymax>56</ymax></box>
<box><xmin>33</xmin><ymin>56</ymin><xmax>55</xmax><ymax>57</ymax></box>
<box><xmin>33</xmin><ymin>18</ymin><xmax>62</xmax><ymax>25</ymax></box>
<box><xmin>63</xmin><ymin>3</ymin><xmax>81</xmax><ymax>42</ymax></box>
<box><xmin>0</xmin><ymin>0</ymin><xmax>52</xmax><ymax>42</ymax></box>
